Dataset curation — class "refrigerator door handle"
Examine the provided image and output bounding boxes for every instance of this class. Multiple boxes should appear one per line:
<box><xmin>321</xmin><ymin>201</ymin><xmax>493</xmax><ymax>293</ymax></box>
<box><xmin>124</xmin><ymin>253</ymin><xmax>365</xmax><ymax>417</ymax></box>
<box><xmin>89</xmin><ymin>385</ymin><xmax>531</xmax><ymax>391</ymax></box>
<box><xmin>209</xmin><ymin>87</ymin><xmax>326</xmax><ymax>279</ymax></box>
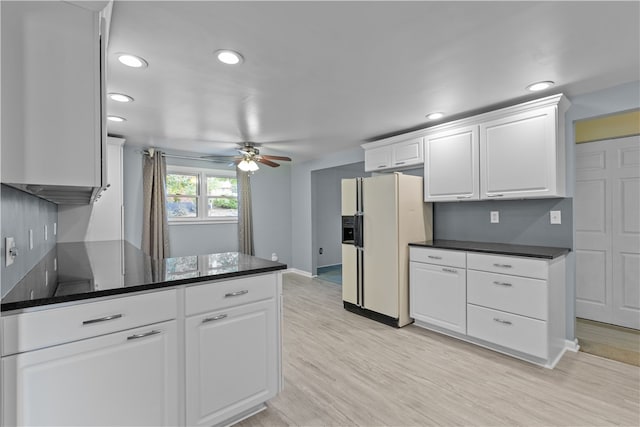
<box><xmin>354</xmin><ymin>212</ymin><xmax>364</xmax><ymax>248</ymax></box>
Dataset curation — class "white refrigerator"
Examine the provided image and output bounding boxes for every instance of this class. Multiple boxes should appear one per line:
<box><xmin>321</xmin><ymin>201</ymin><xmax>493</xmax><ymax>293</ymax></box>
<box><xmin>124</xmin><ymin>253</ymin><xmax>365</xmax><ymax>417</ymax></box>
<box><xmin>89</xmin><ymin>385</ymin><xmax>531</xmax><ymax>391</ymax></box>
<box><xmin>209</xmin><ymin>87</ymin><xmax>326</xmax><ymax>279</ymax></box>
<box><xmin>341</xmin><ymin>173</ymin><xmax>433</xmax><ymax>327</ymax></box>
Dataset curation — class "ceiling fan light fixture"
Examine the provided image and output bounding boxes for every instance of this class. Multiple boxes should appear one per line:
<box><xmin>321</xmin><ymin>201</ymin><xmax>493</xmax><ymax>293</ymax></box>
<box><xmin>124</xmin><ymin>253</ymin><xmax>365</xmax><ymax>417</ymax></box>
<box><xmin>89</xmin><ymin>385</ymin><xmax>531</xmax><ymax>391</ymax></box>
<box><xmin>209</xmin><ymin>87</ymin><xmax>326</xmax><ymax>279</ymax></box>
<box><xmin>238</xmin><ymin>159</ymin><xmax>259</xmax><ymax>172</ymax></box>
<box><xmin>526</xmin><ymin>80</ymin><xmax>555</xmax><ymax>92</ymax></box>
<box><xmin>215</xmin><ymin>49</ymin><xmax>244</xmax><ymax>65</ymax></box>
<box><xmin>247</xmin><ymin>160</ymin><xmax>259</xmax><ymax>172</ymax></box>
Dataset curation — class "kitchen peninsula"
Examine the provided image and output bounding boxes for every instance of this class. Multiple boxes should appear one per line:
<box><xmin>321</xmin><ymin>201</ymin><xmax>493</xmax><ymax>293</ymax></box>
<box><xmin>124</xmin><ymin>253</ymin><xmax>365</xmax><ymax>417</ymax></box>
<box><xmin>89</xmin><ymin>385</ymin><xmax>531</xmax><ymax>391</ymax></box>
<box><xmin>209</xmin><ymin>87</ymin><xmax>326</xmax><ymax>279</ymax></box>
<box><xmin>1</xmin><ymin>241</ymin><xmax>286</xmax><ymax>427</ymax></box>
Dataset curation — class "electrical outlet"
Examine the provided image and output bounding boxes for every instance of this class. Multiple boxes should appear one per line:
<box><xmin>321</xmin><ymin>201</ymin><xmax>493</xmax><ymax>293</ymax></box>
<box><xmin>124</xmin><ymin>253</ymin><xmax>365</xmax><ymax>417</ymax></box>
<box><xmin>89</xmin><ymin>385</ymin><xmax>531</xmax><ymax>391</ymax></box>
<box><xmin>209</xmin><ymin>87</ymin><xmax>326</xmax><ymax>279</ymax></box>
<box><xmin>550</xmin><ymin>210</ymin><xmax>562</xmax><ymax>224</ymax></box>
<box><xmin>319</xmin><ymin>247</ymin><xmax>323</xmax><ymax>254</ymax></box>
<box><xmin>5</xmin><ymin>237</ymin><xmax>16</xmax><ymax>267</ymax></box>
<box><xmin>29</xmin><ymin>229</ymin><xmax>34</xmax><ymax>250</ymax></box>
<box><xmin>490</xmin><ymin>211</ymin><xmax>500</xmax><ymax>224</ymax></box>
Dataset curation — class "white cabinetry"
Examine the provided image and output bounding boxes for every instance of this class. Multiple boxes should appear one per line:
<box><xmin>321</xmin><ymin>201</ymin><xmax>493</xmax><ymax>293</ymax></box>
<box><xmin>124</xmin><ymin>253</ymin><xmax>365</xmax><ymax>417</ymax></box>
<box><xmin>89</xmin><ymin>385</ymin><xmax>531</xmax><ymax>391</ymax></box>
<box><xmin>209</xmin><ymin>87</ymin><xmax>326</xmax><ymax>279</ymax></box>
<box><xmin>363</xmin><ymin>137</ymin><xmax>424</xmax><ymax>172</ymax></box>
<box><xmin>409</xmin><ymin>248</ymin><xmax>467</xmax><ymax>334</ymax></box>
<box><xmin>424</xmin><ymin>125</ymin><xmax>479</xmax><ymax>201</ymax></box>
<box><xmin>422</xmin><ymin>94</ymin><xmax>569</xmax><ymax>202</ymax></box>
<box><xmin>185</xmin><ymin>274</ymin><xmax>280</xmax><ymax>426</ymax></box>
<box><xmin>1</xmin><ymin>0</ymin><xmax>108</xmax><ymax>203</ymax></box>
<box><xmin>409</xmin><ymin>247</ymin><xmax>568</xmax><ymax>368</ymax></box>
<box><xmin>480</xmin><ymin>105</ymin><xmax>563</xmax><ymax>199</ymax></box>
<box><xmin>1</xmin><ymin>290</ymin><xmax>179</xmax><ymax>426</ymax></box>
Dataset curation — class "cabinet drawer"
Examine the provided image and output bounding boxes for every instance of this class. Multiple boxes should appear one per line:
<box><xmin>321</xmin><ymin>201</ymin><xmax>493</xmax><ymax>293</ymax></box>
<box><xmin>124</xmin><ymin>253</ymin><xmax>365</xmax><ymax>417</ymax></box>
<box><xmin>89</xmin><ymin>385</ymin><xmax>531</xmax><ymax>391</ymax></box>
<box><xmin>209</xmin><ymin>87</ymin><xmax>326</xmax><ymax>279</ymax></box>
<box><xmin>467</xmin><ymin>252</ymin><xmax>547</xmax><ymax>279</ymax></box>
<box><xmin>467</xmin><ymin>270</ymin><xmax>547</xmax><ymax>320</ymax></box>
<box><xmin>409</xmin><ymin>247</ymin><xmax>466</xmax><ymax>268</ymax></box>
<box><xmin>1</xmin><ymin>289</ymin><xmax>177</xmax><ymax>356</ymax></box>
<box><xmin>467</xmin><ymin>304</ymin><xmax>547</xmax><ymax>359</ymax></box>
<box><xmin>185</xmin><ymin>273</ymin><xmax>277</xmax><ymax>316</ymax></box>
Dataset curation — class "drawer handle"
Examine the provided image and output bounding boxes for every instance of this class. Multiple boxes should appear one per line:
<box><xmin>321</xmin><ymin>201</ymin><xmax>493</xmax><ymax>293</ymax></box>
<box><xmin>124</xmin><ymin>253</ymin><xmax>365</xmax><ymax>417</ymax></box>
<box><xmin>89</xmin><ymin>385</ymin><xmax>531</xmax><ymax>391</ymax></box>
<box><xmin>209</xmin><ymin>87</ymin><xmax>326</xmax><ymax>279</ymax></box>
<box><xmin>127</xmin><ymin>330</ymin><xmax>161</xmax><ymax>341</ymax></box>
<box><xmin>395</xmin><ymin>161</ymin><xmax>406</xmax><ymax>165</ymax></box>
<box><xmin>202</xmin><ymin>314</ymin><xmax>228</xmax><ymax>323</ymax></box>
<box><xmin>442</xmin><ymin>268</ymin><xmax>457</xmax><ymax>274</ymax></box>
<box><xmin>456</xmin><ymin>195</ymin><xmax>472</xmax><ymax>199</ymax></box>
<box><xmin>225</xmin><ymin>290</ymin><xmax>249</xmax><ymax>298</ymax></box>
<box><xmin>493</xmin><ymin>281</ymin><xmax>512</xmax><ymax>287</ymax></box>
<box><xmin>493</xmin><ymin>263</ymin><xmax>512</xmax><ymax>268</ymax></box>
<box><xmin>377</xmin><ymin>165</ymin><xmax>388</xmax><ymax>169</ymax></box>
<box><xmin>428</xmin><ymin>255</ymin><xmax>442</xmax><ymax>260</ymax></box>
<box><xmin>493</xmin><ymin>318</ymin><xmax>512</xmax><ymax>325</ymax></box>
<box><xmin>82</xmin><ymin>313</ymin><xmax>123</xmax><ymax>325</ymax></box>
<box><xmin>486</xmin><ymin>194</ymin><xmax>504</xmax><ymax>198</ymax></box>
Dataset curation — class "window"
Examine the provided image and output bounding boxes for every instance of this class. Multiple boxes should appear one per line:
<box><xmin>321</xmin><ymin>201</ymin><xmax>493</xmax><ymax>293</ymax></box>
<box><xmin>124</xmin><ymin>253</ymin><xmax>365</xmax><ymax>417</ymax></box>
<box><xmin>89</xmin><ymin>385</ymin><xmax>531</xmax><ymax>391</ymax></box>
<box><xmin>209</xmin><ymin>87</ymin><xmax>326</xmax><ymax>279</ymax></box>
<box><xmin>166</xmin><ymin>167</ymin><xmax>238</xmax><ymax>223</ymax></box>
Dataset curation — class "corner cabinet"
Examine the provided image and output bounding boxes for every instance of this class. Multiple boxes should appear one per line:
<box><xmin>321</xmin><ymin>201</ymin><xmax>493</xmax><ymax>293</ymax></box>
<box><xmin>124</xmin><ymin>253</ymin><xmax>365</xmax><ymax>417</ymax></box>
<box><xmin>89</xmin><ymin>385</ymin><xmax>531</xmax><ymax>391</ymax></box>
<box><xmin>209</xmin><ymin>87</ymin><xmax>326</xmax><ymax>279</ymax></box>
<box><xmin>422</xmin><ymin>94</ymin><xmax>570</xmax><ymax>202</ymax></box>
<box><xmin>363</xmin><ymin>137</ymin><xmax>424</xmax><ymax>172</ymax></box>
<box><xmin>1</xmin><ymin>0</ymin><xmax>109</xmax><ymax>203</ymax></box>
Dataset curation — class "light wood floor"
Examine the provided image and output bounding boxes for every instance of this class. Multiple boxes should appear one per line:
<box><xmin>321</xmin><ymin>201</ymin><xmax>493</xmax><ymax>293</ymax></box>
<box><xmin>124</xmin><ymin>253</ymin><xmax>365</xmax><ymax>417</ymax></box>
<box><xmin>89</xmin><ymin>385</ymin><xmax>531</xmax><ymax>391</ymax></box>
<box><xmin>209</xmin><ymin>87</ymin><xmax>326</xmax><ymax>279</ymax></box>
<box><xmin>237</xmin><ymin>273</ymin><xmax>640</xmax><ymax>426</ymax></box>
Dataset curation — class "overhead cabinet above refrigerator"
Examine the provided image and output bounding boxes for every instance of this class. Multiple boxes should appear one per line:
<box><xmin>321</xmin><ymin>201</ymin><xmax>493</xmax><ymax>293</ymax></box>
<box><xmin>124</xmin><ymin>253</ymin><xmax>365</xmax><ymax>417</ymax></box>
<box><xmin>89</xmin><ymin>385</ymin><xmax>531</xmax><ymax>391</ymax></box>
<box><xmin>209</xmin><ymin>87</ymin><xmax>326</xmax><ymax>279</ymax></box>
<box><xmin>341</xmin><ymin>173</ymin><xmax>433</xmax><ymax>327</ymax></box>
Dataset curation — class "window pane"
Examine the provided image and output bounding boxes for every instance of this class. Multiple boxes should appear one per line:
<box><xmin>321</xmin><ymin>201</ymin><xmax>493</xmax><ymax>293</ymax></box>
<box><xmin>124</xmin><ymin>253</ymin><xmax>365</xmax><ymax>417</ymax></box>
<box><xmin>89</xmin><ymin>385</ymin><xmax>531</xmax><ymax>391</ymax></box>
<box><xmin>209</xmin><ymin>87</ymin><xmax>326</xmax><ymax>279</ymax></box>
<box><xmin>207</xmin><ymin>176</ymin><xmax>238</xmax><ymax>197</ymax></box>
<box><xmin>208</xmin><ymin>197</ymin><xmax>238</xmax><ymax>217</ymax></box>
<box><xmin>167</xmin><ymin>196</ymin><xmax>197</xmax><ymax>218</ymax></box>
<box><xmin>166</xmin><ymin>173</ymin><xmax>197</xmax><ymax>196</ymax></box>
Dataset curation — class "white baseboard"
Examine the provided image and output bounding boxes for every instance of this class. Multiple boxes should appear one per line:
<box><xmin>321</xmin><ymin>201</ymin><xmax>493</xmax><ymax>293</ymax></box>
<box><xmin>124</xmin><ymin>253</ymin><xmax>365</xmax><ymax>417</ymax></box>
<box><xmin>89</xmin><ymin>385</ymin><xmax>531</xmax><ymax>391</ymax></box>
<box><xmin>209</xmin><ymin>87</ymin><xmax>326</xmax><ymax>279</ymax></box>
<box><xmin>317</xmin><ymin>263</ymin><xmax>341</xmax><ymax>269</ymax></box>
<box><xmin>565</xmin><ymin>338</ymin><xmax>580</xmax><ymax>352</ymax></box>
<box><xmin>285</xmin><ymin>268</ymin><xmax>313</xmax><ymax>278</ymax></box>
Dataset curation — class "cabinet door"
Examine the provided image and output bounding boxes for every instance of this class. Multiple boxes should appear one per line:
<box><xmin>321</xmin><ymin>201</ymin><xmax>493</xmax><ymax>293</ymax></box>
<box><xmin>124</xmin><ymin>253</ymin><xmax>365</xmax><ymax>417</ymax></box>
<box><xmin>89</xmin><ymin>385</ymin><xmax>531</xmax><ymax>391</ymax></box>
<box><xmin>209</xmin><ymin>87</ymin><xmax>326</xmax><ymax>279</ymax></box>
<box><xmin>480</xmin><ymin>106</ymin><xmax>561</xmax><ymax>199</ymax></box>
<box><xmin>424</xmin><ymin>126</ymin><xmax>479</xmax><ymax>201</ymax></box>
<box><xmin>2</xmin><ymin>321</ymin><xmax>178</xmax><ymax>427</ymax></box>
<box><xmin>364</xmin><ymin>146</ymin><xmax>392</xmax><ymax>172</ymax></box>
<box><xmin>410</xmin><ymin>262</ymin><xmax>466</xmax><ymax>334</ymax></box>
<box><xmin>186</xmin><ymin>299</ymin><xmax>278</xmax><ymax>426</ymax></box>
<box><xmin>392</xmin><ymin>137</ymin><xmax>424</xmax><ymax>168</ymax></box>
<box><xmin>1</xmin><ymin>1</ymin><xmax>103</xmax><ymax>188</ymax></box>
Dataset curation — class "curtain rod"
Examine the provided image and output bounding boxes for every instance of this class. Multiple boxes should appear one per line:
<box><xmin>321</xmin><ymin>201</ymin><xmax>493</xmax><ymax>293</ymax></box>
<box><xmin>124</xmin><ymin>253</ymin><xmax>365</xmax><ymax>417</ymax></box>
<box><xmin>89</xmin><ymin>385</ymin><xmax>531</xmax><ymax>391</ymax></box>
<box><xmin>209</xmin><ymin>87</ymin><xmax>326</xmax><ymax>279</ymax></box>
<box><xmin>142</xmin><ymin>149</ymin><xmax>230</xmax><ymax>164</ymax></box>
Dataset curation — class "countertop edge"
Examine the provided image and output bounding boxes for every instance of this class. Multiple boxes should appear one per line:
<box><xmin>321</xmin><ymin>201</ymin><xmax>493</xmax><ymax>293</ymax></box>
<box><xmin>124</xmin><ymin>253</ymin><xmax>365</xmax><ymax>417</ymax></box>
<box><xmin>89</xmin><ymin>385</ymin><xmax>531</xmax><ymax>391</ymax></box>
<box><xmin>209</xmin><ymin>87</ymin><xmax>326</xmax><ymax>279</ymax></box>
<box><xmin>1</xmin><ymin>264</ymin><xmax>287</xmax><ymax>313</ymax></box>
<box><xmin>408</xmin><ymin>240</ymin><xmax>570</xmax><ymax>260</ymax></box>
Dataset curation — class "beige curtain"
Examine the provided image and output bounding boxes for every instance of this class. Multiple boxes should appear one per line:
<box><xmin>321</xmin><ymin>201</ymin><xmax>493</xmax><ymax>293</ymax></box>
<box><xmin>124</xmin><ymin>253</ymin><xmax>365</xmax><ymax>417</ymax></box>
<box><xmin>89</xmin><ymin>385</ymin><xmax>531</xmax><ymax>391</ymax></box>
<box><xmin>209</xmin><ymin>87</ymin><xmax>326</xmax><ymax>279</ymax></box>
<box><xmin>237</xmin><ymin>170</ymin><xmax>254</xmax><ymax>255</ymax></box>
<box><xmin>142</xmin><ymin>150</ymin><xmax>170</xmax><ymax>258</ymax></box>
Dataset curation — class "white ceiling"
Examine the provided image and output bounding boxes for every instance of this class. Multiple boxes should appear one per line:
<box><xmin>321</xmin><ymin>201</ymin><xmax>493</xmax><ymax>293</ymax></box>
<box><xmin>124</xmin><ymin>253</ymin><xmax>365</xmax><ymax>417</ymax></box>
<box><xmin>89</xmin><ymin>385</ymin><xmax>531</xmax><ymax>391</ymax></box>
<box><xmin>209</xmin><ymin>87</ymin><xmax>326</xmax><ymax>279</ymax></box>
<box><xmin>106</xmin><ymin>1</ymin><xmax>640</xmax><ymax>161</ymax></box>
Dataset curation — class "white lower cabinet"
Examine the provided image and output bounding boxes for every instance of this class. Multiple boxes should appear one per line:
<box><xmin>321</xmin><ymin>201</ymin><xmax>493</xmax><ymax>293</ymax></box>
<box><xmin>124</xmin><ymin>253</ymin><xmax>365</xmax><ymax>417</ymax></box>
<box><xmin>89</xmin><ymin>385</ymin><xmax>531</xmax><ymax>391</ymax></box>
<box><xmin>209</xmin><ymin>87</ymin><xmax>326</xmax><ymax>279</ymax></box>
<box><xmin>185</xmin><ymin>300</ymin><xmax>278</xmax><ymax>426</ymax></box>
<box><xmin>410</xmin><ymin>259</ymin><xmax>466</xmax><ymax>334</ymax></box>
<box><xmin>2</xmin><ymin>321</ymin><xmax>179</xmax><ymax>426</ymax></box>
<box><xmin>410</xmin><ymin>246</ymin><xmax>568</xmax><ymax>368</ymax></box>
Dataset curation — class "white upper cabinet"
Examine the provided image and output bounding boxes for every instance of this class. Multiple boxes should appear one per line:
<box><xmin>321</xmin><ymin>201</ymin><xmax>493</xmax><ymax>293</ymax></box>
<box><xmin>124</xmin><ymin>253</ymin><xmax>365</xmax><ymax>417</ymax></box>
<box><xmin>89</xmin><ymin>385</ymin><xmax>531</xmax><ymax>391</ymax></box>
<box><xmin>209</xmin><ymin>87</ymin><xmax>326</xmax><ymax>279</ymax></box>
<box><xmin>480</xmin><ymin>105</ymin><xmax>564</xmax><ymax>199</ymax></box>
<box><xmin>363</xmin><ymin>137</ymin><xmax>424</xmax><ymax>172</ymax></box>
<box><xmin>424</xmin><ymin>125</ymin><xmax>479</xmax><ymax>201</ymax></box>
<box><xmin>1</xmin><ymin>1</ymin><xmax>108</xmax><ymax>203</ymax></box>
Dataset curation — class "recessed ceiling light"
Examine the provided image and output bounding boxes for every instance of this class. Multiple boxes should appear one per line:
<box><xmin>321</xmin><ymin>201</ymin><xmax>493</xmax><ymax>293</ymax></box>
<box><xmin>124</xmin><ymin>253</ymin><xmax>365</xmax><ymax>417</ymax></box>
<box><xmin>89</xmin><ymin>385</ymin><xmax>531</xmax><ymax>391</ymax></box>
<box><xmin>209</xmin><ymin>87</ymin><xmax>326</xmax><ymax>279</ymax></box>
<box><xmin>117</xmin><ymin>53</ymin><xmax>148</xmax><ymax>68</ymax></box>
<box><xmin>108</xmin><ymin>93</ymin><xmax>134</xmax><ymax>103</ymax></box>
<box><xmin>426</xmin><ymin>112</ymin><xmax>444</xmax><ymax>120</ymax></box>
<box><xmin>526</xmin><ymin>81</ymin><xmax>555</xmax><ymax>92</ymax></box>
<box><xmin>215</xmin><ymin>49</ymin><xmax>244</xmax><ymax>65</ymax></box>
<box><xmin>107</xmin><ymin>115</ymin><xmax>126</xmax><ymax>122</ymax></box>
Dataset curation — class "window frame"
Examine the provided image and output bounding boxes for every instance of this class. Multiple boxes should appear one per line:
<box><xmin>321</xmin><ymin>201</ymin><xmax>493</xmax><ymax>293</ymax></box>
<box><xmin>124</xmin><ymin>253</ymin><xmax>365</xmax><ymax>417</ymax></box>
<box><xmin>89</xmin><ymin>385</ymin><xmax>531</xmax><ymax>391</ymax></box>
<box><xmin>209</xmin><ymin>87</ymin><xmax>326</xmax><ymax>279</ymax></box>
<box><xmin>166</xmin><ymin>165</ymin><xmax>238</xmax><ymax>225</ymax></box>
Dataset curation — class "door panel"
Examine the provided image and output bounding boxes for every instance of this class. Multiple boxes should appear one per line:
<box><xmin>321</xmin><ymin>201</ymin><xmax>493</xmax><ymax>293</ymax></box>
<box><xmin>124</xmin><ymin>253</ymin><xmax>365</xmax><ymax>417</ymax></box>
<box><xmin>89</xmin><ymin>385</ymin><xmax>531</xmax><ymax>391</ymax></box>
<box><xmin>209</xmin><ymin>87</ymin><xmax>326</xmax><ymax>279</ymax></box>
<box><xmin>576</xmin><ymin>136</ymin><xmax>640</xmax><ymax>329</ymax></box>
<box><xmin>363</xmin><ymin>174</ymin><xmax>399</xmax><ymax>318</ymax></box>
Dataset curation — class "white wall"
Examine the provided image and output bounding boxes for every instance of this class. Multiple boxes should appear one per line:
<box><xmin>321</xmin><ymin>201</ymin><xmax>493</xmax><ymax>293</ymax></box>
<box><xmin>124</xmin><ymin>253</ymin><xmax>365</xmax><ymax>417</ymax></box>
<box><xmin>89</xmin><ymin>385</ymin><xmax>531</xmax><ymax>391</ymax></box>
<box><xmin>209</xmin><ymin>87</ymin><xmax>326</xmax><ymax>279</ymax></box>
<box><xmin>312</xmin><ymin>163</ymin><xmax>365</xmax><ymax>269</ymax></box>
<box><xmin>123</xmin><ymin>146</ymin><xmax>292</xmax><ymax>265</ymax></box>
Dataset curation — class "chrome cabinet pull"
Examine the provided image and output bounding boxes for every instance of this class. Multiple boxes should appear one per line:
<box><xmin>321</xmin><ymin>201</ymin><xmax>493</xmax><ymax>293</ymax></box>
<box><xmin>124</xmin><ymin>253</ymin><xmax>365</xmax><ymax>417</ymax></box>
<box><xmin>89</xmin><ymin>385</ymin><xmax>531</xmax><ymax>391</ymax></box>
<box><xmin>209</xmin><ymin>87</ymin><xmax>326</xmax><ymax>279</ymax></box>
<box><xmin>493</xmin><ymin>318</ymin><xmax>512</xmax><ymax>325</ymax></box>
<box><xmin>83</xmin><ymin>313</ymin><xmax>123</xmax><ymax>325</ymax></box>
<box><xmin>225</xmin><ymin>290</ymin><xmax>249</xmax><ymax>298</ymax></box>
<box><xmin>442</xmin><ymin>268</ymin><xmax>457</xmax><ymax>274</ymax></box>
<box><xmin>493</xmin><ymin>281</ymin><xmax>512</xmax><ymax>287</ymax></box>
<box><xmin>456</xmin><ymin>195</ymin><xmax>472</xmax><ymax>199</ymax></box>
<box><xmin>486</xmin><ymin>194</ymin><xmax>504</xmax><ymax>198</ymax></box>
<box><xmin>395</xmin><ymin>161</ymin><xmax>406</xmax><ymax>165</ymax></box>
<box><xmin>377</xmin><ymin>165</ymin><xmax>388</xmax><ymax>169</ymax></box>
<box><xmin>493</xmin><ymin>263</ymin><xmax>512</xmax><ymax>268</ymax></box>
<box><xmin>127</xmin><ymin>330</ymin><xmax>161</xmax><ymax>340</ymax></box>
<box><xmin>427</xmin><ymin>255</ymin><xmax>442</xmax><ymax>260</ymax></box>
<box><xmin>202</xmin><ymin>314</ymin><xmax>228</xmax><ymax>323</ymax></box>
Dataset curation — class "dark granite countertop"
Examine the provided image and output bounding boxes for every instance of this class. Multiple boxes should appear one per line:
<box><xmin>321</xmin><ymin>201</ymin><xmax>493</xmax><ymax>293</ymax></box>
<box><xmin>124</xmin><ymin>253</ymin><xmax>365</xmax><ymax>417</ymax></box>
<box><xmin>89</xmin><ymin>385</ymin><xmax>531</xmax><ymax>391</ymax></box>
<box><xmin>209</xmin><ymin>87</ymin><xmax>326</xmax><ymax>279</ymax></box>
<box><xmin>1</xmin><ymin>241</ymin><xmax>287</xmax><ymax>312</ymax></box>
<box><xmin>409</xmin><ymin>239</ymin><xmax>570</xmax><ymax>259</ymax></box>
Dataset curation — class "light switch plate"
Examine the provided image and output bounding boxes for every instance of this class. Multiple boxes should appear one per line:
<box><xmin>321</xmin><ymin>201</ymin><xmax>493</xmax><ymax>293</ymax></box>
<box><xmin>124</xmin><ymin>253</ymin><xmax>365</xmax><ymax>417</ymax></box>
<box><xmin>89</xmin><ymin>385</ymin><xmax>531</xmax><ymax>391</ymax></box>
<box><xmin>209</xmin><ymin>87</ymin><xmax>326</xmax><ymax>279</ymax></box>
<box><xmin>490</xmin><ymin>211</ymin><xmax>500</xmax><ymax>224</ymax></box>
<box><xmin>550</xmin><ymin>210</ymin><xmax>562</xmax><ymax>224</ymax></box>
<box><xmin>5</xmin><ymin>237</ymin><xmax>16</xmax><ymax>267</ymax></box>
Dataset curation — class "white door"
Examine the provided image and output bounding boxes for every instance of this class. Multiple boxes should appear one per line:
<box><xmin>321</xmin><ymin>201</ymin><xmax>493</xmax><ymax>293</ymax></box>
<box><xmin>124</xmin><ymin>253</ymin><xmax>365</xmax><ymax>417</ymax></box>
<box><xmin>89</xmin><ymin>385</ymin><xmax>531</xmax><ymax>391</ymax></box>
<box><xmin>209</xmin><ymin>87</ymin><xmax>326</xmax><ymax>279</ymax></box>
<box><xmin>576</xmin><ymin>136</ymin><xmax>640</xmax><ymax>329</ymax></box>
<box><xmin>392</xmin><ymin>137</ymin><xmax>423</xmax><ymax>168</ymax></box>
<box><xmin>2</xmin><ymin>321</ymin><xmax>178</xmax><ymax>426</ymax></box>
<box><xmin>185</xmin><ymin>299</ymin><xmax>278</xmax><ymax>427</ymax></box>
<box><xmin>364</xmin><ymin>146</ymin><xmax>392</xmax><ymax>172</ymax></box>
<box><xmin>409</xmin><ymin>262</ymin><xmax>467</xmax><ymax>334</ymax></box>
<box><xmin>424</xmin><ymin>125</ymin><xmax>479</xmax><ymax>201</ymax></box>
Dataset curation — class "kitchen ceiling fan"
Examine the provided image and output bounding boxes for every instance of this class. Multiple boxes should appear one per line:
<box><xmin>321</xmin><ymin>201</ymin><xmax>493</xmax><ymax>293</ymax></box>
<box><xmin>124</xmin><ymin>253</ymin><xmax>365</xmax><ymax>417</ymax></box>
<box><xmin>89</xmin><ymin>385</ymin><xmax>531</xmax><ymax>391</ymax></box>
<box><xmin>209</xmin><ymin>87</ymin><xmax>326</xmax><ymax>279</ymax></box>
<box><xmin>201</xmin><ymin>143</ymin><xmax>291</xmax><ymax>171</ymax></box>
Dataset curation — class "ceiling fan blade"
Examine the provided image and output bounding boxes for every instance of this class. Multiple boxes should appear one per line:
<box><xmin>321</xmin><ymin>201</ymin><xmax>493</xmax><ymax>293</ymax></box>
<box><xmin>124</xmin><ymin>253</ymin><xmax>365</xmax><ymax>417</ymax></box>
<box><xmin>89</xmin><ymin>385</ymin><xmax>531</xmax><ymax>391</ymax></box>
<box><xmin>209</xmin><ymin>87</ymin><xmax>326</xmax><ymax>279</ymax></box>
<box><xmin>257</xmin><ymin>158</ymin><xmax>280</xmax><ymax>167</ymax></box>
<box><xmin>260</xmin><ymin>155</ymin><xmax>291</xmax><ymax>161</ymax></box>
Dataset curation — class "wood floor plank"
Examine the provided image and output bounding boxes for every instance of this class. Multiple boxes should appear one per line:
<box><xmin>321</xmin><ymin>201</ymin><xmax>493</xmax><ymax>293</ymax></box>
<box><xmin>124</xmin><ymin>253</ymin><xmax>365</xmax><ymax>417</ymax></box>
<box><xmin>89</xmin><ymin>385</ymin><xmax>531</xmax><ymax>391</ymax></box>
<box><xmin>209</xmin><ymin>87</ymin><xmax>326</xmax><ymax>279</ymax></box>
<box><xmin>237</xmin><ymin>273</ymin><xmax>640</xmax><ymax>426</ymax></box>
